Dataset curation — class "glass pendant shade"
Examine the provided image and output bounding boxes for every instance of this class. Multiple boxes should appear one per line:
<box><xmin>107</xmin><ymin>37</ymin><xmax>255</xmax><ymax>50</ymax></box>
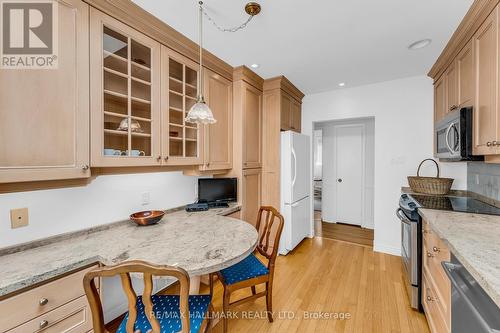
<box><xmin>186</xmin><ymin>97</ymin><xmax>216</xmax><ymax>124</ymax></box>
<box><xmin>185</xmin><ymin>1</ymin><xmax>217</xmax><ymax>125</ymax></box>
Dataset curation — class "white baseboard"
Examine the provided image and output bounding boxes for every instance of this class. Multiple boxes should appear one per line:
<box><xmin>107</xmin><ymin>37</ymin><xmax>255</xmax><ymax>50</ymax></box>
<box><xmin>373</xmin><ymin>243</ymin><xmax>400</xmax><ymax>256</ymax></box>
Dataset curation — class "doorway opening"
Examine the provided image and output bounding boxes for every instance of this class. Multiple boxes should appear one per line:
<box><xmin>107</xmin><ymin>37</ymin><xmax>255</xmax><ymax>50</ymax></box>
<box><xmin>313</xmin><ymin>117</ymin><xmax>375</xmax><ymax>247</ymax></box>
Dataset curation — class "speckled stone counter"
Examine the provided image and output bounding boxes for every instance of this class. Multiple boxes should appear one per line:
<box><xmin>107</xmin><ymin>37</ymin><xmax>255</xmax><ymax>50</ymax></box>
<box><xmin>0</xmin><ymin>204</ymin><xmax>257</xmax><ymax>298</ymax></box>
<box><xmin>418</xmin><ymin>208</ymin><xmax>500</xmax><ymax>307</ymax></box>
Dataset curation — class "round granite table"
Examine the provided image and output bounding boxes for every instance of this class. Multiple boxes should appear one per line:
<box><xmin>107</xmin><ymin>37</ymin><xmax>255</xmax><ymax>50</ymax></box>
<box><xmin>0</xmin><ymin>208</ymin><xmax>258</xmax><ymax>297</ymax></box>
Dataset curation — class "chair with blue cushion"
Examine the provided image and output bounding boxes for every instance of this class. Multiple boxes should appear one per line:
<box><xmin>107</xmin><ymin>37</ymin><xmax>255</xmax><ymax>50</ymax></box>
<box><xmin>83</xmin><ymin>260</ymin><xmax>213</xmax><ymax>333</ymax></box>
<box><xmin>210</xmin><ymin>206</ymin><xmax>284</xmax><ymax>333</ymax></box>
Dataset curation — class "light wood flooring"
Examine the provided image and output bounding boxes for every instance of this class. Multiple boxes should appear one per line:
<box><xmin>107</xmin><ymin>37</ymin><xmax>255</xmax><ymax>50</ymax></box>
<box><xmin>314</xmin><ymin>211</ymin><xmax>374</xmax><ymax>247</ymax></box>
<box><xmin>106</xmin><ymin>238</ymin><xmax>428</xmax><ymax>333</ymax></box>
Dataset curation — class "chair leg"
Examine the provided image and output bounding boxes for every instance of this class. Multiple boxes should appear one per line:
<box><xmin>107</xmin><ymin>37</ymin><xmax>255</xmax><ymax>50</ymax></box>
<box><xmin>222</xmin><ymin>288</ymin><xmax>230</xmax><ymax>333</ymax></box>
<box><xmin>266</xmin><ymin>282</ymin><xmax>273</xmax><ymax>323</ymax></box>
<box><xmin>251</xmin><ymin>286</ymin><xmax>256</xmax><ymax>295</ymax></box>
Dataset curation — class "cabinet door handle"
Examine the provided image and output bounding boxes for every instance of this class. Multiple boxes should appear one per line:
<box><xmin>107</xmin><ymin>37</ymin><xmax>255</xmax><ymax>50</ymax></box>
<box><xmin>487</xmin><ymin>142</ymin><xmax>493</xmax><ymax>147</ymax></box>
<box><xmin>164</xmin><ymin>156</ymin><xmax>169</xmax><ymax>161</ymax></box>
<box><xmin>432</xmin><ymin>246</ymin><xmax>440</xmax><ymax>253</ymax></box>
<box><xmin>39</xmin><ymin>320</ymin><xmax>49</xmax><ymax>329</ymax></box>
<box><xmin>156</xmin><ymin>156</ymin><xmax>162</xmax><ymax>161</ymax></box>
<box><xmin>426</xmin><ymin>251</ymin><xmax>434</xmax><ymax>258</ymax></box>
<box><xmin>39</xmin><ymin>298</ymin><xmax>49</xmax><ymax>306</ymax></box>
<box><xmin>82</xmin><ymin>165</ymin><xmax>89</xmax><ymax>171</ymax></box>
<box><xmin>493</xmin><ymin>141</ymin><xmax>498</xmax><ymax>146</ymax></box>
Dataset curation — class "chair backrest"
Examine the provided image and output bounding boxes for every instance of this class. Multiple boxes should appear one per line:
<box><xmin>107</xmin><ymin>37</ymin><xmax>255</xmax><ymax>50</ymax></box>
<box><xmin>254</xmin><ymin>206</ymin><xmax>285</xmax><ymax>269</ymax></box>
<box><xmin>83</xmin><ymin>260</ymin><xmax>190</xmax><ymax>333</ymax></box>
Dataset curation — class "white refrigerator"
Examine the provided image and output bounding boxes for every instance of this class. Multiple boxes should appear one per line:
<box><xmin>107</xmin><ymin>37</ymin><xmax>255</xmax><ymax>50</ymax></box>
<box><xmin>279</xmin><ymin>131</ymin><xmax>311</xmax><ymax>255</ymax></box>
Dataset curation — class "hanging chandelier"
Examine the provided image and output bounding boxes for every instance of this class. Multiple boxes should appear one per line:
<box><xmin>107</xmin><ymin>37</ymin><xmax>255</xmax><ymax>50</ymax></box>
<box><xmin>185</xmin><ymin>1</ymin><xmax>262</xmax><ymax>125</ymax></box>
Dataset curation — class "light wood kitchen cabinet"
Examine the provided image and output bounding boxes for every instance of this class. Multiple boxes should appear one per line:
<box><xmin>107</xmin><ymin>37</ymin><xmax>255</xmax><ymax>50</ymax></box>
<box><xmin>241</xmin><ymin>82</ymin><xmax>263</xmax><ymax>169</ymax></box>
<box><xmin>262</xmin><ymin>76</ymin><xmax>305</xmax><ymax>209</ymax></box>
<box><xmin>200</xmin><ymin>69</ymin><xmax>233</xmax><ymax>171</ymax></box>
<box><xmin>422</xmin><ymin>219</ymin><xmax>451</xmax><ymax>333</ymax></box>
<box><xmin>0</xmin><ymin>0</ymin><xmax>90</xmax><ymax>183</ymax></box>
<box><xmin>473</xmin><ymin>6</ymin><xmax>499</xmax><ymax>156</ymax></box>
<box><xmin>242</xmin><ymin>168</ymin><xmax>262</xmax><ymax>225</ymax></box>
<box><xmin>0</xmin><ymin>265</ymin><xmax>99</xmax><ymax>333</ymax></box>
<box><xmin>444</xmin><ymin>63</ymin><xmax>458</xmax><ymax>113</ymax></box>
<box><xmin>291</xmin><ymin>99</ymin><xmax>302</xmax><ymax>132</ymax></box>
<box><xmin>161</xmin><ymin>47</ymin><xmax>203</xmax><ymax>165</ymax></box>
<box><xmin>457</xmin><ymin>40</ymin><xmax>474</xmax><ymax>108</ymax></box>
<box><xmin>280</xmin><ymin>95</ymin><xmax>292</xmax><ymax>131</ymax></box>
<box><xmin>90</xmin><ymin>8</ymin><xmax>161</xmax><ymax>167</ymax></box>
<box><xmin>434</xmin><ymin>76</ymin><xmax>447</xmax><ymax>124</ymax></box>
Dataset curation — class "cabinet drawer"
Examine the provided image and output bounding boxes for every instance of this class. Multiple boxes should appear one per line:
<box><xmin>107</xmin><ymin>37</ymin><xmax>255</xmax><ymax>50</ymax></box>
<box><xmin>0</xmin><ymin>265</ymin><xmax>98</xmax><ymax>332</ymax></box>
<box><xmin>422</xmin><ymin>273</ymin><xmax>450</xmax><ymax>333</ymax></box>
<box><xmin>6</xmin><ymin>296</ymin><xmax>92</xmax><ymax>333</ymax></box>
<box><xmin>423</xmin><ymin>232</ymin><xmax>451</xmax><ymax>305</ymax></box>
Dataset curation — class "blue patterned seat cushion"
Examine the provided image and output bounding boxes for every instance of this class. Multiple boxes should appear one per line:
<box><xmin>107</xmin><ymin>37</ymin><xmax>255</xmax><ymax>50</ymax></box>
<box><xmin>219</xmin><ymin>253</ymin><xmax>269</xmax><ymax>285</ymax></box>
<box><xmin>117</xmin><ymin>294</ymin><xmax>211</xmax><ymax>333</ymax></box>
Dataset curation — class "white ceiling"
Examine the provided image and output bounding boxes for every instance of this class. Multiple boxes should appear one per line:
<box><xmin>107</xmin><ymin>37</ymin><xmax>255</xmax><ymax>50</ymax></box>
<box><xmin>133</xmin><ymin>0</ymin><xmax>473</xmax><ymax>94</ymax></box>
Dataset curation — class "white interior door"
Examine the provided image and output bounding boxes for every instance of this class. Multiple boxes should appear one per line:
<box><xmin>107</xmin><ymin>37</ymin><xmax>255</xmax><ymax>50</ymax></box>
<box><xmin>335</xmin><ymin>125</ymin><xmax>364</xmax><ymax>225</ymax></box>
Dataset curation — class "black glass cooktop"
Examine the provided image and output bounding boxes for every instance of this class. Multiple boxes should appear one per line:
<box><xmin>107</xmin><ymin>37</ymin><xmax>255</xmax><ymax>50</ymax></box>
<box><xmin>410</xmin><ymin>194</ymin><xmax>500</xmax><ymax>216</ymax></box>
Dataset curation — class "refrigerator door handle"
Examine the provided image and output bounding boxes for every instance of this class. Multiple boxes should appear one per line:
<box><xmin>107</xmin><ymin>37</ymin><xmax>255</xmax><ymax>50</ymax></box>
<box><xmin>291</xmin><ymin>202</ymin><xmax>299</xmax><ymax>207</ymax></box>
<box><xmin>291</xmin><ymin>147</ymin><xmax>297</xmax><ymax>187</ymax></box>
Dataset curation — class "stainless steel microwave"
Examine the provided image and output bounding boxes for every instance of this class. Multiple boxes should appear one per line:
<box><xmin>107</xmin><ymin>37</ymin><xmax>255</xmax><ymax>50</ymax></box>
<box><xmin>435</xmin><ymin>107</ymin><xmax>482</xmax><ymax>161</ymax></box>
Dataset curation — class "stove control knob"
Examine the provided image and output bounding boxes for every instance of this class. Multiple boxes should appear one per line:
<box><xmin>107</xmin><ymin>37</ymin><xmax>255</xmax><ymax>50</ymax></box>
<box><xmin>402</xmin><ymin>194</ymin><xmax>408</xmax><ymax>199</ymax></box>
<box><xmin>408</xmin><ymin>202</ymin><xmax>416</xmax><ymax>208</ymax></box>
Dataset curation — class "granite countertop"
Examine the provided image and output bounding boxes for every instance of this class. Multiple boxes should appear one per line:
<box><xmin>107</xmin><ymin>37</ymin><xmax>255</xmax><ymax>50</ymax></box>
<box><xmin>418</xmin><ymin>208</ymin><xmax>500</xmax><ymax>307</ymax></box>
<box><xmin>0</xmin><ymin>204</ymin><xmax>257</xmax><ymax>298</ymax></box>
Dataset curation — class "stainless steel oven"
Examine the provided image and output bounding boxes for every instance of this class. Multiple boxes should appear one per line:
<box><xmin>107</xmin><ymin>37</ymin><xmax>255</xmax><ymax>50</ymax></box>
<box><xmin>435</xmin><ymin>107</ymin><xmax>482</xmax><ymax>161</ymax></box>
<box><xmin>396</xmin><ymin>207</ymin><xmax>421</xmax><ymax>310</ymax></box>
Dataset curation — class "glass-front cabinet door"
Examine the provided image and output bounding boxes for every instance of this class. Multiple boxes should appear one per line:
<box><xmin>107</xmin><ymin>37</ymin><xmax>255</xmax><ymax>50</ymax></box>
<box><xmin>90</xmin><ymin>8</ymin><xmax>161</xmax><ymax>167</ymax></box>
<box><xmin>161</xmin><ymin>46</ymin><xmax>203</xmax><ymax>165</ymax></box>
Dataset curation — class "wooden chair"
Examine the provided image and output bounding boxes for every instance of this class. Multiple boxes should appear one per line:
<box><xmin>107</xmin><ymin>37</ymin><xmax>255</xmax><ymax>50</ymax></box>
<box><xmin>210</xmin><ymin>206</ymin><xmax>285</xmax><ymax>333</ymax></box>
<box><xmin>83</xmin><ymin>260</ymin><xmax>213</xmax><ymax>333</ymax></box>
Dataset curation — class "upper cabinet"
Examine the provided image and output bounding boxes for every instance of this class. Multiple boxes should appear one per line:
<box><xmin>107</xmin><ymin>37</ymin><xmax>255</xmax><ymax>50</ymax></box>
<box><xmin>434</xmin><ymin>76</ymin><xmax>446</xmax><ymax>124</ymax></box>
<box><xmin>0</xmin><ymin>0</ymin><xmax>90</xmax><ymax>183</ymax></box>
<box><xmin>279</xmin><ymin>93</ymin><xmax>302</xmax><ymax>133</ymax></box>
<box><xmin>473</xmin><ymin>6</ymin><xmax>499</xmax><ymax>155</ymax></box>
<box><xmin>430</xmin><ymin>1</ymin><xmax>500</xmax><ymax>159</ymax></box>
<box><xmin>201</xmin><ymin>69</ymin><xmax>233</xmax><ymax>171</ymax></box>
<box><xmin>161</xmin><ymin>47</ymin><xmax>203</xmax><ymax>166</ymax></box>
<box><xmin>291</xmin><ymin>98</ymin><xmax>302</xmax><ymax>132</ymax></box>
<box><xmin>242</xmin><ymin>82</ymin><xmax>263</xmax><ymax>169</ymax></box>
<box><xmin>457</xmin><ymin>40</ymin><xmax>474</xmax><ymax>108</ymax></box>
<box><xmin>90</xmin><ymin>8</ymin><xmax>161</xmax><ymax>167</ymax></box>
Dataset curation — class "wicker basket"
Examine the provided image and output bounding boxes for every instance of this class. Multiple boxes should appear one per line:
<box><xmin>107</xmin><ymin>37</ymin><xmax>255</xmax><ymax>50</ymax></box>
<box><xmin>407</xmin><ymin>159</ymin><xmax>454</xmax><ymax>195</ymax></box>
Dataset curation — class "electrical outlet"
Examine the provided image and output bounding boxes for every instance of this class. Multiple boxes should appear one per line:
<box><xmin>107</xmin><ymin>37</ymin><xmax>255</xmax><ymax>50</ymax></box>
<box><xmin>141</xmin><ymin>192</ymin><xmax>150</xmax><ymax>206</ymax></box>
<box><xmin>10</xmin><ymin>208</ymin><xmax>29</xmax><ymax>229</ymax></box>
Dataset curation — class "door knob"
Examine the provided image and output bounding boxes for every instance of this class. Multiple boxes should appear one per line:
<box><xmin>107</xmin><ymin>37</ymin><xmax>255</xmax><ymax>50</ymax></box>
<box><xmin>337</xmin><ymin>178</ymin><xmax>342</xmax><ymax>183</ymax></box>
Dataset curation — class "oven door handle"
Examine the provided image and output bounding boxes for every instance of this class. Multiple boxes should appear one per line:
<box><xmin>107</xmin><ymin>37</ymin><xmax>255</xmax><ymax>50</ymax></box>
<box><xmin>445</xmin><ymin>123</ymin><xmax>454</xmax><ymax>154</ymax></box>
<box><xmin>442</xmin><ymin>261</ymin><xmax>496</xmax><ymax>333</ymax></box>
<box><xmin>396</xmin><ymin>208</ymin><xmax>412</xmax><ymax>225</ymax></box>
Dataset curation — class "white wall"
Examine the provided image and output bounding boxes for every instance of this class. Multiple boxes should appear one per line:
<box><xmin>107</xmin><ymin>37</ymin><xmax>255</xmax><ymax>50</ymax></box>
<box><xmin>317</xmin><ymin>117</ymin><xmax>375</xmax><ymax>229</ymax></box>
<box><xmin>302</xmin><ymin>75</ymin><xmax>467</xmax><ymax>255</ymax></box>
<box><xmin>0</xmin><ymin>171</ymin><xmax>198</xmax><ymax>321</ymax></box>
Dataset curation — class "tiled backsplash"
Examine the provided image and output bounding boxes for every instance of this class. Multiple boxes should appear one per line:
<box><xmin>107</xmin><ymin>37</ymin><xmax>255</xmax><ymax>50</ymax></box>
<box><xmin>467</xmin><ymin>162</ymin><xmax>500</xmax><ymax>201</ymax></box>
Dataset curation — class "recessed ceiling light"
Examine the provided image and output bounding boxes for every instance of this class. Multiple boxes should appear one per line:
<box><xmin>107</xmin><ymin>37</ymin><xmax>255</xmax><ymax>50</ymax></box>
<box><xmin>408</xmin><ymin>39</ymin><xmax>432</xmax><ymax>50</ymax></box>
<box><xmin>338</xmin><ymin>82</ymin><xmax>346</xmax><ymax>87</ymax></box>
<box><xmin>250</xmin><ymin>63</ymin><xmax>260</xmax><ymax>69</ymax></box>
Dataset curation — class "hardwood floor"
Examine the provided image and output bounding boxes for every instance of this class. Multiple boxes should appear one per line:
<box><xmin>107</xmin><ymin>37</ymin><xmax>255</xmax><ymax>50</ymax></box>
<box><xmin>205</xmin><ymin>238</ymin><xmax>428</xmax><ymax>333</ymax></box>
<box><xmin>314</xmin><ymin>211</ymin><xmax>374</xmax><ymax>247</ymax></box>
<box><xmin>106</xmin><ymin>238</ymin><xmax>429</xmax><ymax>333</ymax></box>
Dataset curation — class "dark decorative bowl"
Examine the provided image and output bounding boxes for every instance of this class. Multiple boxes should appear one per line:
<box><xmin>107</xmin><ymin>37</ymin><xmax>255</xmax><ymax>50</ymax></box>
<box><xmin>130</xmin><ymin>210</ymin><xmax>165</xmax><ymax>226</ymax></box>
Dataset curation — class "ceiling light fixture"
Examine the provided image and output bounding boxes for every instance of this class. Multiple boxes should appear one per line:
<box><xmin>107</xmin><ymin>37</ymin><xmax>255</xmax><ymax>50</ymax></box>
<box><xmin>338</xmin><ymin>82</ymin><xmax>346</xmax><ymax>87</ymax></box>
<box><xmin>408</xmin><ymin>39</ymin><xmax>432</xmax><ymax>50</ymax></box>
<box><xmin>185</xmin><ymin>1</ymin><xmax>216</xmax><ymax>125</ymax></box>
<box><xmin>201</xmin><ymin>1</ymin><xmax>261</xmax><ymax>33</ymax></box>
<box><xmin>250</xmin><ymin>63</ymin><xmax>260</xmax><ymax>69</ymax></box>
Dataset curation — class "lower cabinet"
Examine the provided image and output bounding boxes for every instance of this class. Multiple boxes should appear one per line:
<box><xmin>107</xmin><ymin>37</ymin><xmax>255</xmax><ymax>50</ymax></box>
<box><xmin>242</xmin><ymin>168</ymin><xmax>262</xmax><ymax>226</ymax></box>
<box><xmin>0</xmin><ymin>265</ymin><xmax>99</xmax><ymax>333</ymax></box>
<box><xmin>422</xmin><ymin>219</ymin><xmax>451</xmax><ymax>333</ymax></box>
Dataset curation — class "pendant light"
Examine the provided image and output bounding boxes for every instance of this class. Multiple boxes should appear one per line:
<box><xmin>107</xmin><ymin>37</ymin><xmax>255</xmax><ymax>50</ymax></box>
<box><xmin>185</xmin><ymin>1</ymin><xmax>217</xmax><ymax>124</ymax></box>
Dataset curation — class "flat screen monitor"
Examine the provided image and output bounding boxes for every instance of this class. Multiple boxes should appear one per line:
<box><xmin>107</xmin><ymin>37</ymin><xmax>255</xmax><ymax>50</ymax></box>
<box><xmin>198</xmin><ymin>178</ymin><xmax>237</xmax><ymax>203</ymax></box>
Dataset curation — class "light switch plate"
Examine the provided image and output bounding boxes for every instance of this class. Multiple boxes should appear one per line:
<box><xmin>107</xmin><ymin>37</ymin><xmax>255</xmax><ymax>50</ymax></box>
<box><xmin>10</xmin><ymin>208</ymin><xmax>29</xmax><ymax>229</ymax></box>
